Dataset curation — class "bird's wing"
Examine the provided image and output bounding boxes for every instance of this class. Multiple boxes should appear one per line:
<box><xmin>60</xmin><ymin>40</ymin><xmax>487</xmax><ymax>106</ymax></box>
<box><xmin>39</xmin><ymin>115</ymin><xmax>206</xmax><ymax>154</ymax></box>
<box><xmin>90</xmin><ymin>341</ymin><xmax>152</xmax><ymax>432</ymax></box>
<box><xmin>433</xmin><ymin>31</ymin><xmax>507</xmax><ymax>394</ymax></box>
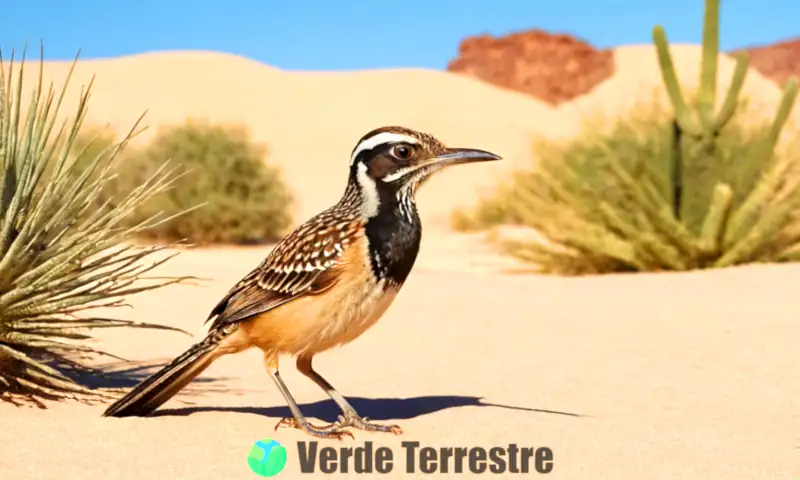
<box><xmin>205</xmin><ymin>214</ymin><xmax>364</xmax><ymax>330</ymax></box>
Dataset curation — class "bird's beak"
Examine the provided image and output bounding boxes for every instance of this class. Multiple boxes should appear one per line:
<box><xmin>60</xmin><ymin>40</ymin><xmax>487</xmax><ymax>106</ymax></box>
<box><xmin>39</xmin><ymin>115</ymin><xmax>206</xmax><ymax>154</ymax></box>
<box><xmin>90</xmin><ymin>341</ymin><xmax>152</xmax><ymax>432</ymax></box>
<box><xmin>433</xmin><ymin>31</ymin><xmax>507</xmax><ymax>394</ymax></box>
<box><xmin>383</xmin><ymin>147</ymin><xmax>502</xmax><ymax>185</ymax></box>
<box><xmin>429</xmin><ymin>148</ymin><xmax>502</xmax><ymax>167</ymax></box>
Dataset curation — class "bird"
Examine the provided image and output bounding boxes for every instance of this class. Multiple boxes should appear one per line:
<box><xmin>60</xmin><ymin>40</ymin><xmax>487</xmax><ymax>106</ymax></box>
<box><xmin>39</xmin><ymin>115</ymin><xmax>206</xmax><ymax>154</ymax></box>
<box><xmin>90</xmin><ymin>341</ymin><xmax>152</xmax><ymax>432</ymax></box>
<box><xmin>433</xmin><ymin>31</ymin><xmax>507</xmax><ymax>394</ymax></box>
<box><xmin>102</xmin><ymin>125</ymin><xmax>502</xmax><ymax>440</ymax></box>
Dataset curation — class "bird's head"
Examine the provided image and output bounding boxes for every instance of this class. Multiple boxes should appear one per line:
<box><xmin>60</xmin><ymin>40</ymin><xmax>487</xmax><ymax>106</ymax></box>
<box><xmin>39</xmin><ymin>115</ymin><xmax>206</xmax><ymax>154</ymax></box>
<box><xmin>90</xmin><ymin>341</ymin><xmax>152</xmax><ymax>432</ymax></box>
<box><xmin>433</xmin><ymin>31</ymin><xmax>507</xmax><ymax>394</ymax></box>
<box><xmin>347</xmin><ymin>126</ymin><xmax>502</xmax><ymax>217</ymax></box>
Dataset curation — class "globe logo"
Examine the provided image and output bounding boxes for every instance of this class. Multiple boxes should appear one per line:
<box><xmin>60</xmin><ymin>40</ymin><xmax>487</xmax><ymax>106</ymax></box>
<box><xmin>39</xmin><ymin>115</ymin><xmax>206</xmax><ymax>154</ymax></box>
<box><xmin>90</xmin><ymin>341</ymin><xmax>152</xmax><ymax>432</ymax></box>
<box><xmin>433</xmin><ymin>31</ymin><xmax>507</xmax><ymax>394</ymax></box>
<box><xmin>247</xmin><ymin>438</ymin><xmax>288</xmax><ymax>477</ymax></box>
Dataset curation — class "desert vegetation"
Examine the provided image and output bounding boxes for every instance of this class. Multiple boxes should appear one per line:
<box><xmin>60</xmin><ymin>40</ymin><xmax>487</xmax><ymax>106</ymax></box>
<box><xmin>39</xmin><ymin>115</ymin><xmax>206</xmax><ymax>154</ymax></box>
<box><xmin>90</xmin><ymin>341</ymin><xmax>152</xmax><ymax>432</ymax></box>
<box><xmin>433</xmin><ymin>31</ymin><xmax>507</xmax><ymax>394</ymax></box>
<box><xmin>0</xmin><ymin>51</ymin><xmax>199</xmax><ymax>404</ymax></box>
<box><xmin>0</xmin><ymin>49</ymin><xmax>295</xmax><ymax>404</ymax></box>
<box><xmin>455</xmin><ymin>0</ymin><xmax>800</xmax><ymax>275</ymax></box>
<box><xmin>70</xmin><ymin>121</ymin><xmax>293</xmax><ymax>245</ymax></box>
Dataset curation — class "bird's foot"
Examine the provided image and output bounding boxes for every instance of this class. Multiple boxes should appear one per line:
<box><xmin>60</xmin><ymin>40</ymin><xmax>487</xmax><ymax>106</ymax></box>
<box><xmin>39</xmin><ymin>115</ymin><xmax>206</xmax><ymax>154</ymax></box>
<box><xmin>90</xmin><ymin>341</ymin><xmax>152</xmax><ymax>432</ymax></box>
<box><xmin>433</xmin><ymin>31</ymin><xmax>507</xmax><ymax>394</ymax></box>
<box><xmin>274</xmin><ymin>417</ymin><xmax>354</xmax><ymax>440</ymax></box>
<box><xmin>326</xmin><ymin>412</ymin><xmax>403</xmax><ymax>435</ymax></box>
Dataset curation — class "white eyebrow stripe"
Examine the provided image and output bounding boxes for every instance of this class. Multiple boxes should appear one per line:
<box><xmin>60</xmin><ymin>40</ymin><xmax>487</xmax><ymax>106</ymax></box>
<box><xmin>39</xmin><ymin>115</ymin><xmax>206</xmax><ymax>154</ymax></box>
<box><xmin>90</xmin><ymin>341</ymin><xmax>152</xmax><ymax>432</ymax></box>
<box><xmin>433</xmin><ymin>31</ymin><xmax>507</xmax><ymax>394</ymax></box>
<box><xmin>349</xmin><ymin>132</ymin><xmax>419</xmax><ymax>165</ymax></box>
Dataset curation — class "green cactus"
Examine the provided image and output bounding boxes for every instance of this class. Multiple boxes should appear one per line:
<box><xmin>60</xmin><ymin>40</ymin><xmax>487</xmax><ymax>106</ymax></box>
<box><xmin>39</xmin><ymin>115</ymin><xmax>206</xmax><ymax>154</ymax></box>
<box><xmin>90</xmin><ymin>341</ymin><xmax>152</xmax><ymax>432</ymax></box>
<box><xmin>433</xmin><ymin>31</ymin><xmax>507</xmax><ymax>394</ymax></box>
<box><xmin>653</xmin><ymin>0</ymin><xmax>798</xmax><ymax>240</ymax></box>
<box><xmin>455</xmin><ymin>0</ymin><xmax>800</xmax><ymax>274</ymax></box>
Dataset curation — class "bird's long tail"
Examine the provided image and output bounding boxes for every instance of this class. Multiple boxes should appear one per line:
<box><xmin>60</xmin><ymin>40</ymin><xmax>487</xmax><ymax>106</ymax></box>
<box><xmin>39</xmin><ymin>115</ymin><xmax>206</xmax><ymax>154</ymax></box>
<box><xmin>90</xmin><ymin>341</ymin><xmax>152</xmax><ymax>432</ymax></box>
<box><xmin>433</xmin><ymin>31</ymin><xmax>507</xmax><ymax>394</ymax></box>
<box><xmin>102</xmin><ymin>329</ymin><xmax>229</xmax><ymax>417</ymax></box>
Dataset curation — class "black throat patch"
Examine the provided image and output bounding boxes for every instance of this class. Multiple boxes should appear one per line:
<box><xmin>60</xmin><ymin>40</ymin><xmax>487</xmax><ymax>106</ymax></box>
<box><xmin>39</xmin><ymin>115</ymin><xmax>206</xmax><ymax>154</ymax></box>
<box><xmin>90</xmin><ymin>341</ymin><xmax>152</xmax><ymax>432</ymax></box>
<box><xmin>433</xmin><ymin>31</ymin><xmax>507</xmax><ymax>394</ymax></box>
<box><xmin>363</xmin><ymin>185</ymin><xmax>422</xmax><ymax>287</ymax></box>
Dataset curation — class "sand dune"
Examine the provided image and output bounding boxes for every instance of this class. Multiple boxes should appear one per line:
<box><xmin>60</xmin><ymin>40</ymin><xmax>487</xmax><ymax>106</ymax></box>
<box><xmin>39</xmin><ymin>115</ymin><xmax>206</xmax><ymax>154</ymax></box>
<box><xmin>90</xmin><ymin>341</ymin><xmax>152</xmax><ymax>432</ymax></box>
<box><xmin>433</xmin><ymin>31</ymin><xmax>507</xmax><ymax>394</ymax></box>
<box><xmin>2</xmin><ymin>45</ymin><xmax>798</xmax><ymax>479</ymax></box>
<box><xmin>9</xmin><ymin>46</ymin><xmax>795</xmax><ymax>228</ymax></box>
<box><xmin>7</xmin><ymin>46</ymin><xmax>796</xmax><ymax>226</ymax></box>
<box><xmin>560</xmin><ymin>45</ymin><xmax>783</xmax><ymax>118</ymax></box>
<box><xmin>557</xmin><ymin>45</ymin><xmax>800</xmax><ymax>150</ymax></box>
<box><xmin>5</xmin><ymin>50</ymin><xmax>567</xmax><ymax>226</ymax></box>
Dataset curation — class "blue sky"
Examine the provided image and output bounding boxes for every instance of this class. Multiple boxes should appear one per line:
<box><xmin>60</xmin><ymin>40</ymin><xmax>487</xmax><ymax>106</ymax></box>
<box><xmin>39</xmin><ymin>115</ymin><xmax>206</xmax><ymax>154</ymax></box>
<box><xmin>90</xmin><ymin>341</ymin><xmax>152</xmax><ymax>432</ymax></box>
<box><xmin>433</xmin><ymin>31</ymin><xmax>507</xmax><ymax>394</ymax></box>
<box><xmin>1</xmin><ymin>0</ymin><xmax>797</xmax><ymax>71</ymax></box>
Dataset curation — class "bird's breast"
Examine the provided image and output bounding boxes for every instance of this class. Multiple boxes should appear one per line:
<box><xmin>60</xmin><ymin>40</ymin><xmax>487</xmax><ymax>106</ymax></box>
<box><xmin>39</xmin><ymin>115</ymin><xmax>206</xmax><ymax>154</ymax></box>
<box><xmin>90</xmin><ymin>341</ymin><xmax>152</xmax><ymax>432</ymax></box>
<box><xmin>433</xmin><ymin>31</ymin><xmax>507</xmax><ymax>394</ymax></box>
<box><xmin>241</xmin><ymin>236</ymin><xmax>402</xmax><ymax>356</ymax></box>
<box><xmin>309</xmin><ymin>275</ymin><xmax>398</xmax><ymax>354</ymax></box>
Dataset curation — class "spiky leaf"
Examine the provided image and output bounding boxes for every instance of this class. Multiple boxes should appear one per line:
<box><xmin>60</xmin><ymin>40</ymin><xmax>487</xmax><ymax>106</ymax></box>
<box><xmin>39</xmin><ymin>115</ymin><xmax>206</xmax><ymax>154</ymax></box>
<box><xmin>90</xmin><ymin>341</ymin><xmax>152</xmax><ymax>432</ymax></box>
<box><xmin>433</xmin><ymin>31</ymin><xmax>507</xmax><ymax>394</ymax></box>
<box><xmin>0</xmin><ymin>46</ymin><xmax>193</xmax><ymax>404</ymax></box>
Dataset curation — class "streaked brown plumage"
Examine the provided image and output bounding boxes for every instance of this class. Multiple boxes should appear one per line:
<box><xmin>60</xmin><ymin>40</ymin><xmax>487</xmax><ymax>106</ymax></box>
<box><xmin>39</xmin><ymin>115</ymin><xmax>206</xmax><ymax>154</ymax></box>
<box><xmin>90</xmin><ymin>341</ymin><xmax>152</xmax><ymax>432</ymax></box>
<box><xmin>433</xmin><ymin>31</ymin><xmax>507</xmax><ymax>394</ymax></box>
<box><xmin>102</xmin><ymin>126</ymin><xmax>501</xmax><ymax>439</ymax></box>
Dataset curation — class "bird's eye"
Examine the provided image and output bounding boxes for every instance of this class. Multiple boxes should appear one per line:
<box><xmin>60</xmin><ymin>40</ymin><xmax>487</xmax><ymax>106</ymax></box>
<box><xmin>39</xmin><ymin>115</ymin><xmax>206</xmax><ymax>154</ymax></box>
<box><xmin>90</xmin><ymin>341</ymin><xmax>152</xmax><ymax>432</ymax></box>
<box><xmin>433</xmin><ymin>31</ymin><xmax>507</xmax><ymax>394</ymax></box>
<box><xmin>391</xmin><ymin>144</ymin><xmax>413</xmax><ymax>160</ymax></box>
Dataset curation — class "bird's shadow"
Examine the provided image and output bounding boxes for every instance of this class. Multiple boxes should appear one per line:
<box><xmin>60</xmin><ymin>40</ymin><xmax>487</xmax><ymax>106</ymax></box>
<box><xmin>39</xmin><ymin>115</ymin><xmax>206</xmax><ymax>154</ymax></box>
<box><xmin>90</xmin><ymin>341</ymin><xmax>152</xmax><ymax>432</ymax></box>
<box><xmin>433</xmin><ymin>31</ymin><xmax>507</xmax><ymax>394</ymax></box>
<box><xmin>150</xmin><ymin>395</ymin><xmax>584</xmax><ymax>421</ymax></box>
<box><xmin>81</xmin><ymin>362</ymin><xmax>584</xmax><ymax>421</ymax></box>
<box><xmin>68</xmin><ymin>361</ymin><xmax>239</xmax><ymax>397</ymax></box>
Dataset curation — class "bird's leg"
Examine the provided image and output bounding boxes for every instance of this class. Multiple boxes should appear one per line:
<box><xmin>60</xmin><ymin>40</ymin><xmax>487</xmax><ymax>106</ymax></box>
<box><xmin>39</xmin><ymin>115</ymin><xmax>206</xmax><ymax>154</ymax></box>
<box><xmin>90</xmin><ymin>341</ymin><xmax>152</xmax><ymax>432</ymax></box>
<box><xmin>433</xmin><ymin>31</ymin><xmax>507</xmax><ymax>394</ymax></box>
<box><xmin>278</xmin><ymin>355</ymin><xmax>402</xmax><ymax>435</ymax></box>
<box><xmin>264</xmin><ymin>353</ymin><xmax>353</xmax><ymax>440</ymax></box>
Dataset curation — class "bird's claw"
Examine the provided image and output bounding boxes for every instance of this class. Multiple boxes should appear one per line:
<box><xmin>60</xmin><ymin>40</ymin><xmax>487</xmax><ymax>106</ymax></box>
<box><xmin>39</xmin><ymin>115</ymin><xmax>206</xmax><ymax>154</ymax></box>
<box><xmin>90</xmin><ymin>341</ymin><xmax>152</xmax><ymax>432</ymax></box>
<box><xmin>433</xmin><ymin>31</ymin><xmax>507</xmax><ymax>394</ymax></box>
<box><xmin>334</xmin><ymin>413</ymin><xmax>403</xmax><ymax>435</ymax></box>
<box><xmin>273</xmin><ymin>412</ymin><xmax>402</xmax><ymax>438</ymax></box>
<box><xmin>274</xmin><ymin>416</ymin><xmax>354</xmax><ymax>440</ymax></box>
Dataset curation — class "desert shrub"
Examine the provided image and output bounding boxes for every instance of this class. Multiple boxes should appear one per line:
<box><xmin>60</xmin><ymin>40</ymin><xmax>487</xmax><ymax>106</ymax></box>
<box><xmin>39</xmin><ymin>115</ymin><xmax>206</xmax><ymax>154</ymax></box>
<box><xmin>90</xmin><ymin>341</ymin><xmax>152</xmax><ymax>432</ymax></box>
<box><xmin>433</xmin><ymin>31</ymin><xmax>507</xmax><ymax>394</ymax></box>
<box><xmin>103</xmin><ymin>121</ymin><xmax>292</xmax><ymax>245</ymax></box>
<box><xmin>0</xmin><ymin>51</ymin><xmax>191</xmax><ymax>404</ymax></box>
<box><xmin>67</xmin><ymin>126</ymin><xmax>117</xmax><ymax>172</ymax></box>
<box><xmin>454</xmin><ymin>102</ymin><xmax>800</xmax><ymax>273</ymax></box>
<box><xmin>454</xmin><ymin>0</ymin><xmax>800</xmax><ymax>275</ymax></box>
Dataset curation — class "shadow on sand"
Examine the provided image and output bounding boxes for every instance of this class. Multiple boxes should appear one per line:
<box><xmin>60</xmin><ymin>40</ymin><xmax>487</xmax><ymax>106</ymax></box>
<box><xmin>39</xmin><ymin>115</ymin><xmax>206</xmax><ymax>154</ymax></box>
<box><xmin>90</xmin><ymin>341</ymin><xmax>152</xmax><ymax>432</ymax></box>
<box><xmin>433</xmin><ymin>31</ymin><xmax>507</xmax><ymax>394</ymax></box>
<box><xmin>78</xmin><ymin>362</ymin><xmax>584</xmax><ymax>420</ymax></box>
<box><xmin>150</xmin><ymin>395</ymin><xmax>584</xmax><ymax>421</ymax></box>
<box><xmin>69</xmin><ymin>361</ymin><xmax>240</xmax><ymax>397</ymax></box>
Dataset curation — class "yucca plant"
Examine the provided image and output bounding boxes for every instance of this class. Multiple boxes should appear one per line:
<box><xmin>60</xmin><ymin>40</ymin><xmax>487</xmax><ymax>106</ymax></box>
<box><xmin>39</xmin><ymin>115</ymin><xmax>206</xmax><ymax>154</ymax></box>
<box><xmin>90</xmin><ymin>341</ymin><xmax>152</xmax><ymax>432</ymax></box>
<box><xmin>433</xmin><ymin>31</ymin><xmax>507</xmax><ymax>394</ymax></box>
<box><xmin>456</xmin><ymin>0</ymin><xmax>800</xmax><ymax>274</ymax></box>
<box><xmin>0</xmin><ymin>48</ymin><xmax>193</xmax><ymax>405</ymax></box>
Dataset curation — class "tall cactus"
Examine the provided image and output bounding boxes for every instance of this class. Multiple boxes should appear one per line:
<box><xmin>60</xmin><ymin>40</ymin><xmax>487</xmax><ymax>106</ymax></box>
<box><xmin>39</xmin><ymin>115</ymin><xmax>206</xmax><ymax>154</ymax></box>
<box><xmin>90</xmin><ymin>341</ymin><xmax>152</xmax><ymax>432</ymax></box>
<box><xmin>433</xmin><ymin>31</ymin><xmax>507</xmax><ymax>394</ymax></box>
<box><xmin>454</xmin><ymin>0</ymin><xmax>800</xmax><ymax>274</ymax></box>
<box><xmin>652</xmin><ymin>0</ymin><xmax>798</xmax><ymax>252</ymax></box>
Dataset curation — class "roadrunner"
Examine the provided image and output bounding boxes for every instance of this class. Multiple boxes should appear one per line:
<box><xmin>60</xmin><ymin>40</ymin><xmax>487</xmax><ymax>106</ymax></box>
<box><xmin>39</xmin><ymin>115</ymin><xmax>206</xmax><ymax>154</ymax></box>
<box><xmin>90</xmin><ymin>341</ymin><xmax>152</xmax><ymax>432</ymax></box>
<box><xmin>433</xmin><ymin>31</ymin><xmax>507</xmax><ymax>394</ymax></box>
<box><xmin>102</xmin><ymin>126</ymin><xmax>501</xmax><ymax>439</ymax></box>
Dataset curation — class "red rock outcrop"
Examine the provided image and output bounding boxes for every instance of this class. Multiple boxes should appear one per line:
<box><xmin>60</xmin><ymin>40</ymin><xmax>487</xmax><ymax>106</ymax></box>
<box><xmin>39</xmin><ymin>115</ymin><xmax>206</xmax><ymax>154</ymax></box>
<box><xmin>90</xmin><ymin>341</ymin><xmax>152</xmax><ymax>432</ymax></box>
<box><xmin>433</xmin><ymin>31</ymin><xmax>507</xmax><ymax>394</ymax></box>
<box><xmin>730</xmin><ymin>38</ymin><xmax>800</xmax><ymax>87</ymax></box>
<box><xmin>446</xmin><ymin>29</ymin><xmax>614</xmax><ymax>105</ymax></box>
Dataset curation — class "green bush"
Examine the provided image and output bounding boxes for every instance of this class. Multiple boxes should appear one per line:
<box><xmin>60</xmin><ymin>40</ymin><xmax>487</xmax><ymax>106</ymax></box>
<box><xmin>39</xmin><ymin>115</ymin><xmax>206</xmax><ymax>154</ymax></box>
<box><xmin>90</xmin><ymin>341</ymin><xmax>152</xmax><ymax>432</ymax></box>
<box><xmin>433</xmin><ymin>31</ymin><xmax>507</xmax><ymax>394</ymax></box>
<box><xmin>104</xmin><ymin>121</ymin><xmax>293</xmax><ymax>245</ymax></box>
<box><xmin>455</xmin><ymin>102</ymin><xmax>800</xmax><ymax>274</ymax></box>
<box><xmin>1</xmin><ymin>51</ymin><xmax>190</xmax><ymax>404</ymax></box>
<box><xmin>455</xmin><ymin>0</ymin><xmax>800</xmax><ymax>275</ymax></box>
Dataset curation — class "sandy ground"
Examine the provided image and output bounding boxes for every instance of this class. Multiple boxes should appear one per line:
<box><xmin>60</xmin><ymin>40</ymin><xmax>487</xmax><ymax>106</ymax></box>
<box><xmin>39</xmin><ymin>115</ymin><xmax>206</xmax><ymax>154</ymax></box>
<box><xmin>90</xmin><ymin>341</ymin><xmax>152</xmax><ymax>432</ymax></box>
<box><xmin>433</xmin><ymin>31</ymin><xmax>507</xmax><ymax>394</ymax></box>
<box><xmin>2</xmin><ymin>237</ymin><xmax>799</xmax><ymax>479</ymax></box>
<box><xmin>1</xmin><ymin>45</ymin><xmax>799</xmax><ymax>478</ymax></box>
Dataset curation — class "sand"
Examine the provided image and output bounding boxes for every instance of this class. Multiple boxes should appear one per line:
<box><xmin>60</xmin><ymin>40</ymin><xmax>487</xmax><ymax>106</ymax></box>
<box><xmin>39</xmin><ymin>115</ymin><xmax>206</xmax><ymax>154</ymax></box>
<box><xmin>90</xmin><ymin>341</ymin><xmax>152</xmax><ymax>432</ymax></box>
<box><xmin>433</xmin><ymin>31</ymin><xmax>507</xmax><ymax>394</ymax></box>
<box><xmin>1</xmin><ymin>46</ymin><xmax>799</xmax><ymax>479</ymax></box>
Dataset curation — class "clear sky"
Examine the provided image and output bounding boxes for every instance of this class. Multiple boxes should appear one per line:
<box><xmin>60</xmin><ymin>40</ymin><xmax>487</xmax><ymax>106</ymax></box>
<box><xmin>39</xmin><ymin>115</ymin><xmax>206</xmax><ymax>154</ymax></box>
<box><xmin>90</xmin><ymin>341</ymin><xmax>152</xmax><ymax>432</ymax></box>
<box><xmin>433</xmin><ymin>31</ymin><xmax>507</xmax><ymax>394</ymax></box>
<box><xmin>1</xmin><ymin>0</ymin><xmax>797</xmax><ymax>71</ymax></box>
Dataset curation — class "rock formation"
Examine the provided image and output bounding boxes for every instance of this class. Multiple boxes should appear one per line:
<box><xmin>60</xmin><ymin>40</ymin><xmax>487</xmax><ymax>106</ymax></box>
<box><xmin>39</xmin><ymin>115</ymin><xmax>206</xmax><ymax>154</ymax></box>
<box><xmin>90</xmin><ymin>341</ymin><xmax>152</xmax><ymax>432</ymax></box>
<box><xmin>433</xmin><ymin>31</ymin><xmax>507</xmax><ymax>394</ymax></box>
<box><xmin>447</xmin><ymin>29</ymin><xmax>800</xmax><ymax>105</ymax></box>
<box><xmin>730</xmin><ymin>38</ymin><xmax>800</xmax><ymax>87</ymax></box>
<box><xmin>446</xmin><ymin>29</ymin><xmax>614</xmax><ymax>105</ymax></box>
